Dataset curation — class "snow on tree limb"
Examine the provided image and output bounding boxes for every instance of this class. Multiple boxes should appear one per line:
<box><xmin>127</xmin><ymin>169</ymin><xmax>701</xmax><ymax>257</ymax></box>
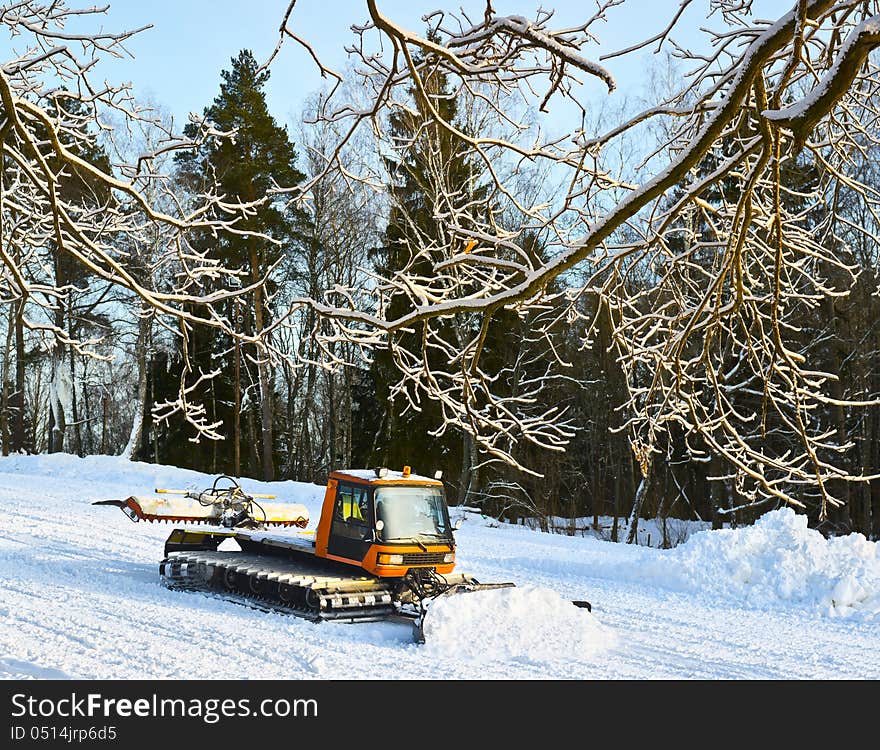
<box><xmin>265</xmin><ymin>0</ymin><xmax>880</xmax><ymax>516</ymax></box>
<box><xmin>762</xmin><ymin>13</ymin><xmax>880</xmax><ymax>145</ymax></box>
<box><xmin>0</xmin><ymin>1</ymin><xmax>281</xmax><ymax>442</ymax></box>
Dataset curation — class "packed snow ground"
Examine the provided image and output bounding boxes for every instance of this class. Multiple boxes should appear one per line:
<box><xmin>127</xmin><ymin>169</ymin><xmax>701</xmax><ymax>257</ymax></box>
<box><xmin>0</xmin><ymin>454</ymin><xmax>878</xmax><ymax>679</ymax></box>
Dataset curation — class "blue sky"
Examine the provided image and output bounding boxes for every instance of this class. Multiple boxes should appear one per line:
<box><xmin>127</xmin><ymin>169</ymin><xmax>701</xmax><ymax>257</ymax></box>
<box><xmin>69</xmin><ymin>0</ymin><xmax>791</xmax><ymax>131</ymax></box>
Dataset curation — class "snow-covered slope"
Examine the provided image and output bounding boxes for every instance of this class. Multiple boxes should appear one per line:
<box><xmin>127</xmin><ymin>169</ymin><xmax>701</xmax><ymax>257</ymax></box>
<box><xmin>0</xmin><ymin>454</ymin><xmax>877</xmax><ymax>679</ymax></box>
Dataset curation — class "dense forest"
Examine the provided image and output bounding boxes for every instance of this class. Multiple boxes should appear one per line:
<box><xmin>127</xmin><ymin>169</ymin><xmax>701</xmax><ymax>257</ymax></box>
<box><xmin>3</xmin><ymin>1</ymin><xmax>880</xmax><ymax>543</ymax></box>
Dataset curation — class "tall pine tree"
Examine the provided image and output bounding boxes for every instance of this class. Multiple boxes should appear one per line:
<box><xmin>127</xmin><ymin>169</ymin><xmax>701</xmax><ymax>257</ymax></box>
<box><xmin>158</xmin><ymin>50</ymin><xmax>305</xmax><ymax>479</ymax></box>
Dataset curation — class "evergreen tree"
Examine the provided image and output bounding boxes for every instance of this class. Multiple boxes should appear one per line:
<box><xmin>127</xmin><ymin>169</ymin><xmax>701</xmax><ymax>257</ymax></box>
<box><xmin>156</xmin><ymin>50</ymin><xmax>305</xmax><ymax>478</ymax></box>
<box><xmin>367</xmin><ymin>49</ymin><xmax>489</xmax><ymax>501</ymax></box>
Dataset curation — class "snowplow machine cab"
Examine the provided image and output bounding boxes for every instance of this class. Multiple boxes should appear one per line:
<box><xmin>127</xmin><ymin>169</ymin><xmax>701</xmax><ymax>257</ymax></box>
<box><xmin>315</xmin><ymin>467</ymin><xmax>456</xmax><ymax>578</ymax></box>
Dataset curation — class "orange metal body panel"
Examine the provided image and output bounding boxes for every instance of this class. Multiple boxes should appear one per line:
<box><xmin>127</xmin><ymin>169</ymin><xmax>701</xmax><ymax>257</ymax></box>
<box><xmin>323</xmin><ymin>543</ymin><xmax>454</xmax><ymax>578</ymax></box>
<box><xmin>315</xmin><ymin>479</ymin><xmax>338</xmax><ymax>557</ymax></box>
<box><xmin>363</xmin><ymin>543</ymin><xmax>454</xmax><ymax>577</ymax></box>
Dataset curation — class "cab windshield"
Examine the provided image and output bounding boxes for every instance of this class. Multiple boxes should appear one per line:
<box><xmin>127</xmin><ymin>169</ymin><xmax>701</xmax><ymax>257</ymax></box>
<box><xmin>374</xmin><ymin>486</ymin><xmax>452</xmax><ymax>543</ymax></box>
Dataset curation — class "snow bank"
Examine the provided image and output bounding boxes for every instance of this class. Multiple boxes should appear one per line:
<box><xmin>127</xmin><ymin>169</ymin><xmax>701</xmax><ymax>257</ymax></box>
<box><xmin>421</xmin><ymin>585</ymin><xmax>615</xmax><ymax>663</ymax></box>
<box><xmin>0</xmin><ymin>453</ymin><xmax>326</xmax><ymax>512</ymax></box>
<box><xmin>662</xmin><ymin>508</ymin><xmax>880</xmax><ymax>618</ymax></box>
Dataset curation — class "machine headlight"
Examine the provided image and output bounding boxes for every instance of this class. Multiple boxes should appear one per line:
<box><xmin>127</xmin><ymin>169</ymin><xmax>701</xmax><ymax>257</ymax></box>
<box><xmin>378</xmin><ymin>553</ymin><xmax>404</xmax><ymax>565</ymax></box>
<box><xmin>443</xmin><ymin>552</ymin><xmax>455</xmax><ymax>563</ymax></box>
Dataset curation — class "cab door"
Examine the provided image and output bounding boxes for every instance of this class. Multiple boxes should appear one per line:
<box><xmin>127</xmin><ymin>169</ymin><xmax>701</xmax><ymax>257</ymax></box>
<box><xmin>327</xmin><ymin>482</ymin><xmax>374</xmax><ymax>562</ymax></box>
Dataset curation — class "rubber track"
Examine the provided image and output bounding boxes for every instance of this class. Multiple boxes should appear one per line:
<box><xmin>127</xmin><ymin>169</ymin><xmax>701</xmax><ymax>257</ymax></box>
<box><xmin>160</xmin><ymin>551</ymin><xmax>398</xmax><ymax>621</ymax></box>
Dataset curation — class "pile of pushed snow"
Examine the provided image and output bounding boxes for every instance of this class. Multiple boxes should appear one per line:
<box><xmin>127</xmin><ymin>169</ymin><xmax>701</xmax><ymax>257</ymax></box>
<box><xmin>661</xmin><ymin>508</ymin><xmax>880</xmax><ymax>618</ymax></box>
<box><xmin>421</xmin><ymin>585</ymin><xmax>615</xmax><ymax>663</ymax></box>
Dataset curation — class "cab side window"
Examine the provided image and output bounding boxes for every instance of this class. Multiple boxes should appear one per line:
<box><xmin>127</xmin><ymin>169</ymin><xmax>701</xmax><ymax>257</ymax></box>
<box><xmin>332</xmin><ymin>484</ymin><xmax>370</xmax><ymax>539</ymax></box>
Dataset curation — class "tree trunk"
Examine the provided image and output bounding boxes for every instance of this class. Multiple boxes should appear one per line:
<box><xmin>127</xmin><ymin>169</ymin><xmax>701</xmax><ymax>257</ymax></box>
<box><xmin>249</xmin><ymin>244</ymin><xmax>274</xmax><ymax>481</ymax></box>
<box><xmin>233</xmin><ymin>302</ymin><xmax>241</xmax><ymax>477</ymax></box>
<box><xmin>626</xmin><ymin>455</ymin><xmax>655</xmax><ymax>545</ymax></box>
<box><xmin>48</xmin><ymin>253</ymin><xmax>67</xmax><ymax>454</ymax></box>
<box><xmin>48</xmin><ymin>350</ymin><xmax>66</xmax><ymax>453</ymax></box>
<box><xmin>825</xmin><ymin>298</ymin><xmax>851</xmax><ymax>530</ymax></box>
<box><xmin>870</xmin><ymin>352</ymin><xmax>880</xmax><ymax>540</ymax></box>
<box><xmin>101</xmin><ymin>392</ymin><xmax>108</xmax><ymax>454</ymax></box>
<box><xmin>282</xmin><ymin>359</ymin><xmax>297</xmax><ymax>479</ymax></box>
<box><xmin>246</xmin><ymin>405</ymin><xmax>260</xmax><ymax>477</ymax></box>
<box><xmin>300</xmin><ymin>357</ymin><xmax>318</xmax><ymax>480</ymax></box>
<box><xmin>81</xmin><ymin>356</ymin><xmax>92</xmax><ymax>455</ymax></box>
<box><xmin>327</xmin><ymin>367</ymin><xmax>337</xmax><ymax>474</ymax></box>
<box><xmin>611</xmin><ymin>458</ymin><xmax>620</xmax><ymax>543</ymax></box>
<box><xmin>12</xmin><ymin>301</ymin><xmax>26</xmax><ymax>453</ymax></box>
<box><xmin>122</xmin><ymin>311</ymin><xmax>150</xmax><ymax>460</ymax></box>
<box><xmin>854</xmin><ymin>405</ymin><xmax>870</xmax><ymax>537</ymax></box>
<box><xmin>1</xmin><ymin>302</ymin><xmax>12</xmax><ymax>455</ymax></box>
<box><xmin>28</xmin><ymin>365</ymin><xmax>41</xmax><ymax>452</ymax></box>
<box><xmin>343</xmin><ymin>362</ymin><xmax>353</xmax><ymax>469</ymax></box>
<box><xmin>458</xmin><ymin>431</ymin><xmax>479</xmax><ymax>506</ymax></box>
<box><xmin>210</xmin><ymin>377</ymin><xmax>218</xmax><ymax>475</ymax></box>
<box><xmin>68</xmin><ymin>346</ymin><xmax>83</xmax><ymax>457</ymax></box>
<box><xmin>592</xmin><ymin>441</ymin><xmax>602</xmax><ymax>531</ymax></box>
<box><xmin>0</xmin><ymin>154</ymin><xmax>9</xmax><ymax>455</ymax></box>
